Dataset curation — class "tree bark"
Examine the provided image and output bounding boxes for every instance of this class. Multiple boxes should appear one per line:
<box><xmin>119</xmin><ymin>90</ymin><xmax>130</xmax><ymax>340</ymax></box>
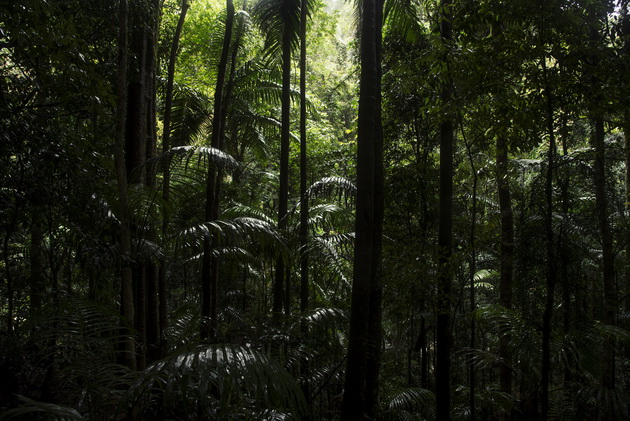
<box><xmin>29</xmin><ymin>213</ymin><xmax>44</xmax><ymax>316</ymax></box>
<box><xmin>160</xmin><ymin>0</ymin><xmax>190</xmax><ymax>355</ymax></box>
<box><xmin>540</xmin><ymin>47</ymin><xmax>557</xmax><ymax>421</ymax></box>
<box><xmin>201</xmin><ymin>0</ymin><xmax>234</xmax><ymax>342</ymax></box>
<box><xmin>273</xmin><ymin>12</ymin><xmax>293</xmax><ymax>318</ymax></box>
<box><xmin>340</xmin><ymin>0</ymin><xmax>381</xmax><ymax>417</ymax></box>
<box><xmin>299</xmin><ymin>0</ymin><xmax>311</xmax><ymax>413</ymax></box>
<box><xmin>114</xmin><ymin>0</ymin><xmax>136</xmax><ymax>372</ymax></box>
<box><xmin>585</xmin><ymin>5</ymin><xmax>616</xmax><ymax>417</ymax></box>
<box><xmin>365</xmin><ymin>0</ymin><xmax>384</xmax><ymax>418</ymax></box>
<box><xmin>436</xmin><ymin>1</ymin><xmax>454</xmax><ymax>419</ymax></box>
<box><xmin>496</xmin><ymin>134</ymin><xmax>514</xmax><ymax>421</ymax></box>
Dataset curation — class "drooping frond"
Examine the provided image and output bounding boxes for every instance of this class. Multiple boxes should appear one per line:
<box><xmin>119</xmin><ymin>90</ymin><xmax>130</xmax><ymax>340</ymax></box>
<box><xmin>0</xmin><ymin>395</ymin><xmax>84</xmax><ymax>421</ymax></box>
<box><xmin>290</xmin><ymin>307</ymin><xmax>348</xmax><ymax>333</ymax></box>
<box><xmin>126</xmin><ymin>344</ymin><xmax>308</xmax><ymax>419</ymax></box>
<box><xmin>383</xmin><ymin>0</ymin><xmax>425</xmax><ymax>43</ymax></box>
<box><xmin>157</xmin><ymin>77</ymin><xmax>212</xmax><ymax>146</ymax></box>
<box><xmin>222</xmin><ymin>202</ymin><xmax>276</xmax><ymax>225</ymax></box>
<box><xmin>252</xmin><ymin>0</ymin><xmax>308</xmax><ymax>59</ymax></box>
<box><xmin>306</xmin><ymin>176</ymin><xmax>356</xmax><ymax>206</ymax></box>
<box><xmin>176</xmin><ymin>216</ymin><xmax>287</xmax><ymax>259</ymax></box>
<box><xmin>384</xmin><ymin>387</ymin><xmax>435</xmax><ymax>413</ymax></box>
<box><xmin>167</xmin><ymin>145</ymin><xmax>240</xmax><ymax>172</ymax></box>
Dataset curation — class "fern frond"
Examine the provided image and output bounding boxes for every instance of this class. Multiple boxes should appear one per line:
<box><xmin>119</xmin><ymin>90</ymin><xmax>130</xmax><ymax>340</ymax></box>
<box><xmin>0</xmin><ymin>395</ymin><xmax>83</xmax><ymax>420</ymax></box>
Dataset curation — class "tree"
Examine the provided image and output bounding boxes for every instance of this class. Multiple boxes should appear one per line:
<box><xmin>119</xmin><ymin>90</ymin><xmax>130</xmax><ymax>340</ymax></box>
<box><xmin>160</xmin><ymin>0</ymin><xmax>190</xmax><ymax>356</ymax></box>
<box><xmin>114</xmin><ymin>0</ymin><xmax>136</xmax><ymax>372</ymax></box>
<box><xmin>340</xmin><ymin>0</ymin><xmax>383</xmax><ymax>417</ymax></box>
<box><xmin>200</xmin><ymin>0</ymin><xmax>235</xmax><ymax>342</ymax></box>
<box><xmin>435</xmin><ymin>0</ymin><xmax>454</xmax><ymax>418</ymax></box>
<box><xmin>252</xmin><ymin>0</ymin><xmax>303</xmax><ymax>317</ymax></box>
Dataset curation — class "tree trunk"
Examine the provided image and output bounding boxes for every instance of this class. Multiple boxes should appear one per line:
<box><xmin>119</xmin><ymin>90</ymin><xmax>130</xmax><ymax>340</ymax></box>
<box><xmin>299</xmin><ymin>0</ymin><xmax>311</xmax><ymax>413</ymax></box>
<box><xmin>340</xmin><ymin>0</ymin><xmax>381</xmax><ymax>416</ymax></box>
<box><xmin>462</xmin><ymin>126</ymin><xmax>478</xmax><ymax>421</ymax></box>
<box><xmin>29</xmin><ymin>213</ymin><xmax>44</xmax><ymax>316</ymax></box>
<box><xmin>436</xmin><ymin>0</ymin><xmax>453</xmax><ymax>419</ymax></box>
<box><xmin>201</xmin><ymin>0</ymin><xmax>234</xmax><ymax>342</ymax></box>
<box><xmin>585</xmin><ymin>4</ymin><xmax>616</xmax><ymax>417</ymax></box>
<box><xmin>496</xmin><ymin>135</ymin><xmax>514</xmax><ymax>421</ymax></box>
<box><xmin>160</xmin><ymin>0</ymin><xmax>190</xmax><ymax>355</ymax></box>
<box><xmin>273</xmin><ymin>15</ymin><xmax>293</xmax><ymax>318</ymax></box>
<box><xmin>592</xmin><ymin>117</ymin><xmax>616</xmax><ymax>388</ymax></box>
<box><xmin>540</xmin><ymin>49</ymin><xmax>557</xmax><ymax>421</ymax></box>
<box><xmin>365</xmin><ymin>0</ymin><xmax>384</xmax><ymax>417</ymax></box>
<box><xmin>114</xmin><ymin>0</ymin><xmax>136</xmax><ymax>372</ymax></box>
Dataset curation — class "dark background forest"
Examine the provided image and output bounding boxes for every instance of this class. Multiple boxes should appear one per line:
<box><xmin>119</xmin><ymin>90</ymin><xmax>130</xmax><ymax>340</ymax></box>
<box><xmin>1</xmin><ymin>0</ymin><xmax>629</xmax><ymax>419</ymax></box>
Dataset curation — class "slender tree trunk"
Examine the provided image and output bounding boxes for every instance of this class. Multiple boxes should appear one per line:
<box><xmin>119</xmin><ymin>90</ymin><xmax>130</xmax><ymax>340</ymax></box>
<box><xmin>592</xmin><ymin>117</ymin><xmax>616</xmax><ymax>388</ymax></box>
<box><xmin>144</xmin><ymin>13</ymin><xmax>161</xmax><ymax>365</ymax></box>
<box><xmin>3</xmin><ymin>233</ymin><xmax>13</xmax><ymax>334</ymax></box>
<box><xmin>626</xmin><ymin>113</ymin><xmax>630</xmax><ymax>337</ymax></box>
<box><xmin>496</xmin><ymin>134</ymin><xmax>514</xmax><ymax>421</ymax></box>
<box><xmin>462</xmin><ymin>124</ymin><xmax>478</xmax><ymax>421</ymax></box>
<box><xmin>623</xmin><ymin>9</ymin><xmax>630</xmax><ymax>359</ymax></box>
<box><xmin>540</xmin><ymin>52</ymin><xmax>556</xmax><ymax>421</ymax></box>
<box><xmin>160</xmin><ymin>0</ymin><xmax>189</xmax><ymax>355</ymax></box>
<box><xmin>274</xmin><ymin>17</ymin><xmax>293</xmax><ymax>317</ymax></box>
<box><xmin>365</xmin><ymin>0</ymin><xmax>384</xmax><ymax>417</ymax></box>
<box><xmin>115</xmin><ymin>0</ymin><xmax>136</xmax><ymax>371</ymax></box>
<box><xmin>29</xmin><ymin>213</ymin><xmax>44</xmax><ymax>316</ymax></box>
<box><xmin>436</xmin><ymin>0</ymin><xmax>454</xmax><ymax>419</ymax></box>
<box><xmin>340</xmin><ymin>0</ymin><xmax>380</xmax><ymax>416</ymax></box>
<box><xmin>585</xmin><ymin>5</ymin><xmax>616</xmax><ymax>417</ymax></box>
<box><xmin>201</xmin><ymin>0</ymin><xmax>234</xmax><ymax>342</ymax></box>
<box><xmin>299</xmin><ymin>0</ymin><xmax>309</xmax><ymax>324</ymax></box>
<box><xmin>299</xmin><ymin>0</ymin><xmax>311</xmax><ymax>414</ymax></box>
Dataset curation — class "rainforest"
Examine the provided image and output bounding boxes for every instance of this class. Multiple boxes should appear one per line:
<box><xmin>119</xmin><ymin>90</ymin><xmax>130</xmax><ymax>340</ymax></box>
<box><xmin>1</xmin><ymin>0</ymin><xmax>629</xmax><ymax>420</ymax></box>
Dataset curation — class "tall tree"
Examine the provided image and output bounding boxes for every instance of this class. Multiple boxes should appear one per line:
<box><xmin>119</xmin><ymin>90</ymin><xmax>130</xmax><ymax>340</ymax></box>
<box><xmin>436</xmin><ymin>0</ymin><xmax>454</xmax><ymax>418</ymax></box>
<box><xmin>340</xmin><ymin>0</ymin><xmax>383</xmax><ymax>417</ymax></box>
<box><xmin>582</xmin><ymin>3</ymin><xmax>617</xmax><ymax>417</ymax></box>
<box><xmin>200</xmin><ymin>0</ymin><xmax>235</xmax><ymax>342</ymax></box>
<box><xmin>252</xmin><ymin>0</ymin><xmax>302</xmax><ymax>317</ymax></box>
<box><xmin>160</xmin><ymin>0</ymin><xmax>190</xmax><ymax>355</ymax></box>
<box><xmin>496</xmin><ymin>132</ymin><xmax>514</xmax><ymax>421</ymax></box>
<box><xmin>114</xmin><ymin>0</ymin><xmax>136</xmax><ymax>372</ymax></box>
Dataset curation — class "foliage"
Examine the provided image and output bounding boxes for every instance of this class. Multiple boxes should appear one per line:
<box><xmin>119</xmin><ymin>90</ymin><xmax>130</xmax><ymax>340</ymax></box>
<box><xmin>2</xmin><ymin>0</ymin><xmax>630</xmax><ymax>420</ymax></box>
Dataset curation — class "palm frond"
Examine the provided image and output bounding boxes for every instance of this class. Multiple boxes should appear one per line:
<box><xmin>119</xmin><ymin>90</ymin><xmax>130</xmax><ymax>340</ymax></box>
<box><xmin>384</xmin><ymin>0</ymin><xmax>425</xmax><ymax>43</ymax></box>
<box><xmin>176</xmin><ymin>216</ymin><xmax>286</xmax><ymax>258</ymax></box>
<box><xmin>168</xmin><ymin>145</ymin><xmax>240</xmax><ymax>171</ymax></box>
<box><xmin>157</xmin><ymin>78</ymin><xmax>212</xmax><ymax>147</ymax></box>
<box><xmin>222</xmin><ymin>202</ymin><xmax>276</xmax><ymax>224</ymax></box>
<box><xmin>126</xmin><ymin>344</ymin><xmax>308</xmax><ymax>419</ymax></box>
<box><xmin>306</xmin><ymin>176</ymin><xmax>356</xmax><ymax>206</ymax></box>
<box><xmin>0</xmin><ymin>395</ymin><xmax>83</xmax><ymax>421</ymax></box>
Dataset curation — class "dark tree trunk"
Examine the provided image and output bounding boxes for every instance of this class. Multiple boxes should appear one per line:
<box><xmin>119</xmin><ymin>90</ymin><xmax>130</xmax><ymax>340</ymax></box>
<box><xmin>29</xmin><ymin>213</ymin><xmax>44</xmax><ymax>316</ymax></box>
<box><xmin>3</xmin><ymin>233</ymin><xmax>13</xmax><ymax>334</ymax></box>
<box><xmin>114</xmin><ymin>0</ymin><xmax>136</xmax><ymax>372</ymax></box>
<box><xmin>592</xmin><ymin>117</ymin><xmax>616</xmax><ymax>388</ymax></box>
<box><xmin>160</xmin><ymin>0</ymin><xmax>190</xmax><ymax>355</ymax></box>
<box><xmin>496</xmin><ymin>135</ymin><xmax>514</xmax><ymax>421</ymax></box>
<box><xmin>299</xmin><ymin>0</ymin><xmax>311</xmax><ymax>414</ymax></box>
<box><xmin>626</xmin><ymin>113</ymin><xmax>630</xmax><ymax>341</ymax></box>
<box><xmin>436</xmin><ymin>0</ymin><xmax>454</xmax><ymax>419</ymax></box>
<box><xmin>365</xmin><ymin>0</ymin><xmax>384</xmax><ymax>418</ymax></box>
<box><xmin>201</xmin><ymin>0</ymin><xmax>234</xmax><ymax>342</ymax></box>
<box><xmin>273</xmin><ymin>15</ymin><xmax>293</xmax><ymax>318</ymax></box>
<box><xmin>462</xmin><ymin>126</ymin><xmax>478</xmax><ymax>421</ymax></box>
<box><xmin>585</xmin><ymin>4</ymin><xmax>616</xmax><ymax>417</ymax></box>
<box><xmin>340</xmin><ymin>0</ymin><xmax>381</xmax><ymax>416</ymax></box>
<box><xmin>540</xmin><ymin>50</ymin><xmax>556</xmax><ymax>421</ymax></box>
